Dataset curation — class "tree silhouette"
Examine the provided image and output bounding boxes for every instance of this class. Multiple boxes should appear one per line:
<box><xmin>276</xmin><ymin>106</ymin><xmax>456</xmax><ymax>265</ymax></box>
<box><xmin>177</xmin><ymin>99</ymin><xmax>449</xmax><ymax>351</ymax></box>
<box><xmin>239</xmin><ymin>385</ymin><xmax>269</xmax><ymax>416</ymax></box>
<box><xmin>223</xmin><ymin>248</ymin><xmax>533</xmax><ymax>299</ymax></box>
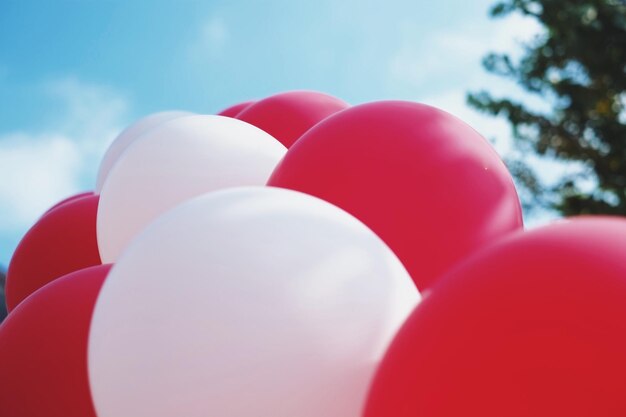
<box><xmin>469</xmin><ymin>0</ymin><xmax>626</xmax><ymax>215</ymax></box>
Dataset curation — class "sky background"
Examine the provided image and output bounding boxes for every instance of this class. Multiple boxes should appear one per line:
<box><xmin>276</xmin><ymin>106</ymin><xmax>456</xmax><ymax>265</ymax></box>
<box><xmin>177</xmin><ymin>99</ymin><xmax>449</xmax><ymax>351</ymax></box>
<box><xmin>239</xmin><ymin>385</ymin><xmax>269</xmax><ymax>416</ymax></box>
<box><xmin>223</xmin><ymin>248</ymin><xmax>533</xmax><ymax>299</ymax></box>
<box><xmin>0</xmin><ymin>0</ymin><xmax>556</xmax><ymax>265</ymax></box>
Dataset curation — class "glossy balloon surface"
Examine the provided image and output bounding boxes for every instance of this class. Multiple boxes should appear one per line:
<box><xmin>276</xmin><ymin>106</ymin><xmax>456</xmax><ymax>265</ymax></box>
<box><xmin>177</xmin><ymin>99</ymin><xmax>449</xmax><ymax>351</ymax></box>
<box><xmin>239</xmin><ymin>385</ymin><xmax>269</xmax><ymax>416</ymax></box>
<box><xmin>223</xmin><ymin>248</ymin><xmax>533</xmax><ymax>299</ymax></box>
<box><xmin>0</xmin><ymin>264</ymin><xmax>110</xmax><ymax>417</ymax></box>
<box><xmin>90</xmin><ymin>187</ymin><xmax>419</xmax><ymax>417</ymax></box>
<box><xmin>365</xmin><ymin>217</ymin><xmax>626</xmax><ymax>417</ymax></box>
<box><xmin>269</xmin><ymin>101</ymin><xmax>523</xmax><ymax>290</ymax></box>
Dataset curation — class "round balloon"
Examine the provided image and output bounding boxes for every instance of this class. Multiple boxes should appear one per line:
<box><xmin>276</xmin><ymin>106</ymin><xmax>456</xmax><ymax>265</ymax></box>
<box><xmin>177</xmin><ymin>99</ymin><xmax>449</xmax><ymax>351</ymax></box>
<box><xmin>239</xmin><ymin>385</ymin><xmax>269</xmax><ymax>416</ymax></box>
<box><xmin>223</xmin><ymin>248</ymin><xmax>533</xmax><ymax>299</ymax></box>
<box><xmin>217</xmin><ymin>100</ymin><xmax>255</xmax><ymax>117</ymax></box>
<box><xmin>89</xmin><ymin>186</ymin><xmax>419</xmax><ymax>417</ymax></box>
<box><xmin>97</xmin><ymin>115</ymin><xmax>286</xmax><ymax>263</ymax></box>
<box><xmin>236</xmin><ymin>90</ymin><xmax>349</xmax><ymax>147</ymax></box>
<box><xmin>6</xmin><ymin>194</ymin><xmax>101</xmax><ymax>311</ymax></box>
<box><xmin>0</xmin><ymin>264</ymin><xmax>111</xmax><ymax>417</ymax></box>
<box><xmin>268</xmin><ymin>101</ymin><xmax>523</xmax><ymax>290</ymax></box>
<box><xmin>95</xmin><ymin>110</ymin><xmax>193</xmax><ymax>192</ymax></box>
<box><xmin>44</xmin><ymin>191</ymin><xmax>94</xmax><ymax>215</ymax></box>
<box><xmin>365</xmin><ymin>217</ymin><xmax>626</xmax><ymax>417</ymax></box>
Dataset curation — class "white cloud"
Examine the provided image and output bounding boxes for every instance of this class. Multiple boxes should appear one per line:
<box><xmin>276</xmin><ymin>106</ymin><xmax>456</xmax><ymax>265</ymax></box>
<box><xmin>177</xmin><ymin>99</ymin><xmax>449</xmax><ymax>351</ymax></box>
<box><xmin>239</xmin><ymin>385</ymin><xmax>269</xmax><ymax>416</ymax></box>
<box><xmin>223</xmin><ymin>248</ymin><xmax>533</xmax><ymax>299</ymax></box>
<box><xmin>419</xmin><ymin>89</ymin><xmax>514</xmax><ymax>155</ymax></box>
<box><xmin>412</xmin><ymin>14</ymin><xmax>547</xmax><ymax>156</ymax></box>
<box><xmin>388</xmin><ymin>12</ymin><xmax>573</xmax><ymax>226</ymax></box>
<box><xmin>388</xmin><ymin>13</ymin><xmax>543</xmax><ymax>89</ymax></box>
<box><xmin>201</xmin><ymin>17</ymin><xmax>229</xmax><ymax>47</ymax></box>
<box><xmin>44</xmin><ymin>78</ymin><xmax>129</xmax><ymax>155</ymax></box>
<box><xmin>489</xmin><ymin>13</ymin><xmax>545</xmax><ymax>56</ymax></box>
<box><xmin>388</xmin><ymin>31</ymin><xmax>483</xmax><ymax>88</ymax></box>
<box><xmin>0</xmin><ymin>133</ymin><xmax>82</xmax><ymax>224</ymax></box>
<box><xmin>420</xmin><ymin>89</ymin><xmax>570</xmax><ymax>228</ymax></box>
<box><xmin>187</xmin><ymin>16</ymin><xmax>230</xmax><ymax>63</ymax></box>
<box><xmin>419</xmin><ymin>89</ymin><xmax>582</xmax><ymax>183</ymax></box>
<box><xmin>0</xmin><ymin>77</ymin><xmax>129</xmax><ymax>236</ymax></box>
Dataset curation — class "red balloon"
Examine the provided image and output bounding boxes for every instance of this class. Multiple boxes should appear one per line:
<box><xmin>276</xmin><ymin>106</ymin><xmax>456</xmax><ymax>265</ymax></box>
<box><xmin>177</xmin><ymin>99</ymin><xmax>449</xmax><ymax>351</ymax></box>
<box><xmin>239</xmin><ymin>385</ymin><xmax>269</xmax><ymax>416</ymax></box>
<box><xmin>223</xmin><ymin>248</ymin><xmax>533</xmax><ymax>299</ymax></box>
<box><xmin>236</xmin><ymin>90</ymin><xmax>349</xmax><ymax>148</ymax></box>
<box><xmin>217</xmin><ymin>100</ymin><xmax>255</xmax><ymax>117</ymax></box>
<box><xmin>44</xmin><ymin>191</ymin><xmax>94</xmax><ymax>215</ymax></box>
<box><xmin>365</xmin><ymin>217</ymin><xmax>626</xmax><ymax>417</ymax></box>
<box><xmin>268</xmin><ymin>101</ymin><xmax>523</xmax><ymax>290</ymax></box>
<box><xmin>0</xmin><ymin>264</ymin><xmax>111</xmax><ymax>417</ymax></box>
<box><xmin>6</xmin><ymin>195</ymin><xmax>101</xmax><ymax>311</ymax></box>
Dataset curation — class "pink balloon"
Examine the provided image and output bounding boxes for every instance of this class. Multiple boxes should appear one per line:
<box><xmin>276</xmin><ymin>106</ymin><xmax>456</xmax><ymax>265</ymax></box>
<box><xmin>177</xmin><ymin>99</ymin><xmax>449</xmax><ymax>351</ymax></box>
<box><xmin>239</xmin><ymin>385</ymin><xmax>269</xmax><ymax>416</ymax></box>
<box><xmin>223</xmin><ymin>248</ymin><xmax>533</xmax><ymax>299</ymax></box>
<box><xmin>237</xmin><ymin>91</ymin><xmax>349</xmax><ymax>148</ymax></box>
<box><xmin>44</xmin><ymin>191</ymin><xmax>94</xmax><ymax>215</ymax></box>
<box><xmin>268</xmin><ymin>101</ymin><xmax>523</xmax><ymax>290</ymax></box>
<box><xmin>6</xmin><ymin>195</ymin><xmax>101</xmax><ymax>311</ymax></box>
<box><xmin>365</xmin><ymin>217</ymin><xmax>626</xmax><ymax>417</ymax></box>
<box><xmin>217</xmin><ymin>100</ymin><xmax>255</xmax><ymax>117</ymax></box>
<box><xmin>0</xmin><ymin>264</ymin><xmax>111</xmax><ymax>417</ymax></box>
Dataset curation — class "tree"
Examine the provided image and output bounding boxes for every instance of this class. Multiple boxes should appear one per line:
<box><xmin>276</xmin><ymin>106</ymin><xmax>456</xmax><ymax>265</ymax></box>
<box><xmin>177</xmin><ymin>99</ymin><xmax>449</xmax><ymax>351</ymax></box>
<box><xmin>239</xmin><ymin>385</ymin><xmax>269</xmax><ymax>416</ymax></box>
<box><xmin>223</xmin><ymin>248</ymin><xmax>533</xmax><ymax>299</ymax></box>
<box><xmin>468</xmin><ymin>0</ymin><xmax>626</xmax><ymax>216</ymax></box>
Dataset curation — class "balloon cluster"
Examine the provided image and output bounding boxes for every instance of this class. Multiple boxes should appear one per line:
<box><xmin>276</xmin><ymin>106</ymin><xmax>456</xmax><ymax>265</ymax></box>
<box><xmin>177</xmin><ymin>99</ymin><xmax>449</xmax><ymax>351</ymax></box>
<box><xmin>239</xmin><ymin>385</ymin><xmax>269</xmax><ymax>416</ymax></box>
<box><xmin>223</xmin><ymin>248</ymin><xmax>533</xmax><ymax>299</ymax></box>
<box><xmin>2</xmin><ymin>91</ymin><xmax>626</xmax><ymax>417</ymax></box>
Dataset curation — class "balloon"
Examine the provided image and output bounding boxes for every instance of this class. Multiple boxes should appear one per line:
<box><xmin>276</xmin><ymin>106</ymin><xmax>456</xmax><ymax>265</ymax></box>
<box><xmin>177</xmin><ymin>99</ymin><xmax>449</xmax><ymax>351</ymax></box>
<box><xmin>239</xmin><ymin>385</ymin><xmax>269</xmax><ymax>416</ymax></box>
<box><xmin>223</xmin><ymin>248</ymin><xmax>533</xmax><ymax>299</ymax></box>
<box><xmin>97</xmin><ymin>115</ymin><xmax>286</xmax><ymax>263</ymax></box>
<box><xmin>89</xmin><ymin>187</ymin><xmax>419</xmax><ymax>417</ymax></box>
<box><xmin>6</xmin><ymin>195</ymin><xmax>101</xmax><ymax>311</ymax></box>
<box><xmin>44</xmin><ymin>191</ymin><xmax>94</xmax><ymax>215</ymax></box>
<box><xmin>97</xmin><ymin>116</ymin><xmax>286</xmax><ymax>262</ymax></box>
<box><xmin>365</xmin><ymin>217</ymin><xmax>626</xmax><ymax>417</ymax></box>
<box><xmin>268</xmin><ymin>101</ymin><xmax>523</xmax><ymax>290</ymax></box>
<box><xmin>0</xmin><ymin>264</ymin><xmax>111</xmax><ymax>417</ymax></box>
<box><xmin>217</xmin><ymin>100</ymin><xmax>255</xmax><ymax>117</ymax></box>
<box><xmin>95</xmin><ymin>110</ymin><xmax>193</xmax><ymax>192</ymax></box>
<box><xmin>236</xmin><ymin>90</ymin><xmax>349</xmax><ymax>147</ymax></box>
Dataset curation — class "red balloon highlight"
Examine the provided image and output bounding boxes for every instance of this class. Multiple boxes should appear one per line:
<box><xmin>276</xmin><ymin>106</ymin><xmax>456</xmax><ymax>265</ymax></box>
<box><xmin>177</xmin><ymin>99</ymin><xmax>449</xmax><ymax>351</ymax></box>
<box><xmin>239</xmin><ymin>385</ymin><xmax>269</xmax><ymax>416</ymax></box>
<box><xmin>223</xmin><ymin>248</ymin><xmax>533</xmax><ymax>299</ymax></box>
<box><xmin>237</xmin><ymin>91</ymin><xmax>349</xmax><ymax>148</ymax></box>
<box><xmin>217</xmin><ymin>100</ymin><xmax>255</xmax><ymax>118</ymax></box>
<box><xmin>6</xmin><ymin>195</ymin><xmax>102</xmax><ymax>311</ymax></box>
<box><xmin>0</xmin><ymin>264</ymin><xmax>111</xmax><ymax>417</ymax></box>
<box><xmin>44</xmin><ymin>191</ymin><xmax>94</xmax><ymax>215</ymax></box>
<box><xmin>365</xmin><ymin>217</ymin><xmax>626</xmax><ymax>417</ymax></box>
<box><xmin>268</xmin><ymin>101</ymin><xmax>523</xmax><ymax>290</ymax></box>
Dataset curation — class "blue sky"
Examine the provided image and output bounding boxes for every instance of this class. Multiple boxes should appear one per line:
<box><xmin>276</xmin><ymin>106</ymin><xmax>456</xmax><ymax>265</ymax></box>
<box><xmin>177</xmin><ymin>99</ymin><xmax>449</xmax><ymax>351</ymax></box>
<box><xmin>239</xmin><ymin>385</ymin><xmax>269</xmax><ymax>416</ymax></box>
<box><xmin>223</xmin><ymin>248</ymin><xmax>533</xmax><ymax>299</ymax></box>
<box><xmin>0</xmin><ymin>0</ymin><xmax>550</xmax><ymax>265</ymax></box>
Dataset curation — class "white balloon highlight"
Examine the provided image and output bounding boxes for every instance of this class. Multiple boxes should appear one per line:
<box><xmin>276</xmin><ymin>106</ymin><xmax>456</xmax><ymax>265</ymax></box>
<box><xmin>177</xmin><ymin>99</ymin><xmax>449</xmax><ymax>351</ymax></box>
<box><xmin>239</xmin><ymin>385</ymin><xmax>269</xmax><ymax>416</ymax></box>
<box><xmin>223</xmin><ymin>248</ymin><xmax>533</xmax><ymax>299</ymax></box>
<box><xmin>96</xmin><ymin>115</ymin><xmax>286</xmax><ymax>262</ymax></box>
<box><xmin>95</xmin><ymin>111</ymin><xmax>193</xmax><ymax>192</ymax></box>
<box><xmin>89</xmin><ymin>186</ymin><xmax>419</xmax><ymax>417</ymax></box>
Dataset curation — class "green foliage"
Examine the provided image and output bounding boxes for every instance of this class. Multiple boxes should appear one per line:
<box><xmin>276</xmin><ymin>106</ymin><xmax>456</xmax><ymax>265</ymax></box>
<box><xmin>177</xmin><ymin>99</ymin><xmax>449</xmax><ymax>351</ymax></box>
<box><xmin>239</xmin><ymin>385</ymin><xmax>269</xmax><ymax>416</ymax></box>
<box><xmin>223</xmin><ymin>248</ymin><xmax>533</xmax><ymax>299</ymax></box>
<box><xmin>468</xmin><ymin>0</ymin><xmax>626</xmax><ymax>215</ymax></box>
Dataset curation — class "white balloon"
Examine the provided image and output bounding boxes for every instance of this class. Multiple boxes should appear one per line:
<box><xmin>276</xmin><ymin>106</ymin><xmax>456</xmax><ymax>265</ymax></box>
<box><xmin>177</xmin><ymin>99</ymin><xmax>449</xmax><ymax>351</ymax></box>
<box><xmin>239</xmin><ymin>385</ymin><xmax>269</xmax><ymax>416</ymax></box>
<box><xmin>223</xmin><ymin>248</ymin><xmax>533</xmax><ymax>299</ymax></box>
<box><xmin>96</xmin><ymin>115</ymin><xmax>286</xmax><ymax>262</ymax></box>
<box><xmin>89</xmin><ymin>186</ymin><xmax>419</xmax><ymax>417</ymax></box>
<box><xmin>95</xmin><ymin>111</ymin><xmax>194</xmax><ymax>192</ymax></box>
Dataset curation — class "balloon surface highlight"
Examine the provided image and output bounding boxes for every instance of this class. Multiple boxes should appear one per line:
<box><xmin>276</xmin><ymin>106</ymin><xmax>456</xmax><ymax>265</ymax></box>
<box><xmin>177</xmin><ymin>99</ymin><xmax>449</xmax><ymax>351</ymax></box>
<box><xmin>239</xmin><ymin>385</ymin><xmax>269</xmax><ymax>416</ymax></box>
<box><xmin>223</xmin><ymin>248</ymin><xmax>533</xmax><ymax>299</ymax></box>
<box><xmin>268</xmin><ymin>100</ymin><xmax>523</xmax><ymax>290</ymax></box>
<box><xmin>6</xmin><ymin>194</ymin><xmax>101</xmax><ymax>311</ymax></box>
<box><xmin>95</xmin><ymin>110</ymin><xmax>193</xmax><ymax>192</ymax></box>
<box><xmin>96</xmin><ymin>115</ymin><xmax>286</xmax><ymax>262</ymax></box>
<box><xmin>365</xmin><ymin>217</ymin><xmax>626</xmax><ymax>417</ymax></box>
<box><xmin>237</xmin><ymin>90</ymin><xmax>349</xmax><ymax>147</ymax></box>
<box><xmin>44</xmin><ymin>191</ymin><xmax>94</xmax><ymax>215</ymax></box>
